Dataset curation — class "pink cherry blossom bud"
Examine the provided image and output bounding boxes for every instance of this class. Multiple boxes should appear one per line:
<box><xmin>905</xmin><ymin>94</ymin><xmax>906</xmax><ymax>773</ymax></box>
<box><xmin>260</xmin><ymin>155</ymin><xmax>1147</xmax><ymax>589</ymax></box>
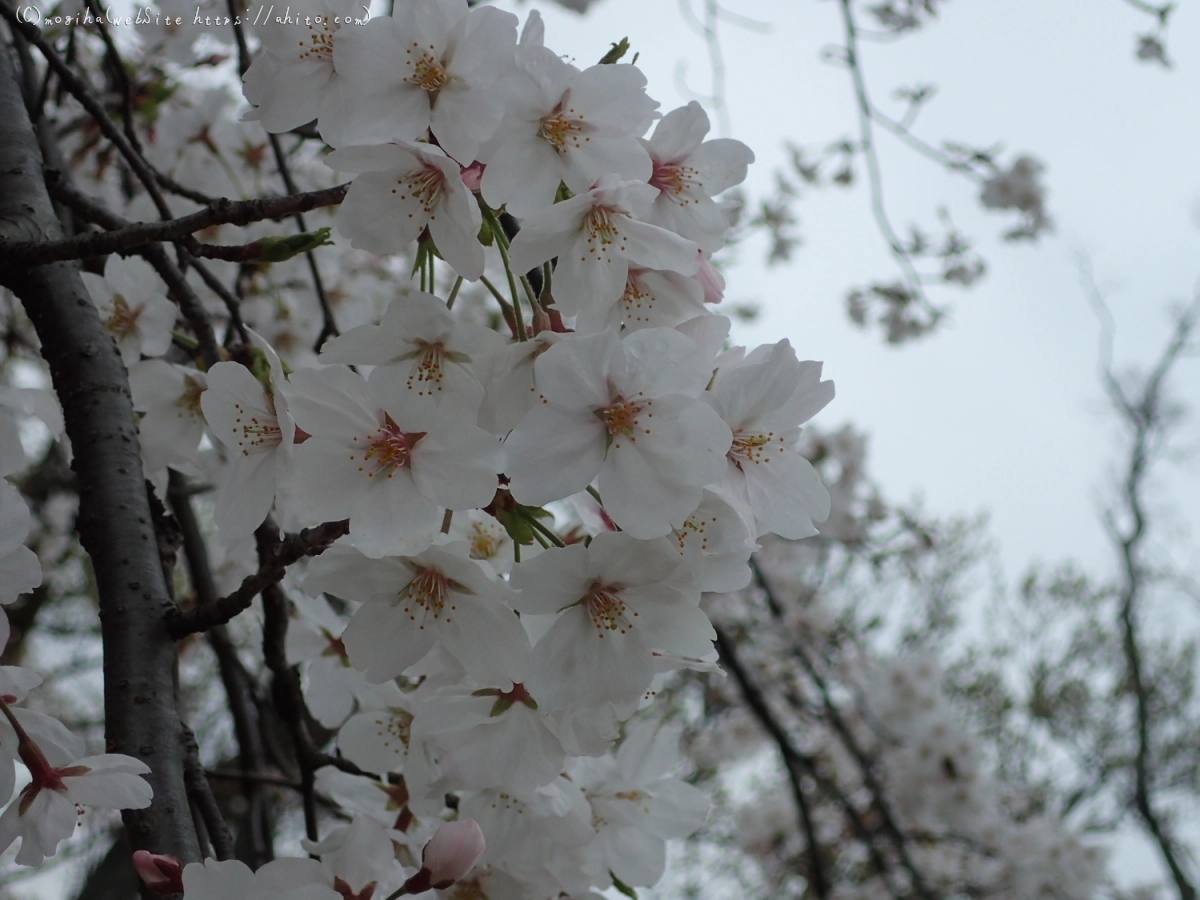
<box><xmin>132</xmin><ymin>850</ymin><xmax>185</xmax><ymax>895</ymax></box>
<box><xmin>696</xmin><ymin>251</ymin><xmax>725</xmax><ymax>304</ymax></box>
<box><xmin>419</xmin><ymin>819</ymin><xmax>486</xmax><ymax>889</ymax></box>
<box><xmin>459</xmin><ymin>162</ymin><xmax>485</xmax><ymax>192</ymax></box>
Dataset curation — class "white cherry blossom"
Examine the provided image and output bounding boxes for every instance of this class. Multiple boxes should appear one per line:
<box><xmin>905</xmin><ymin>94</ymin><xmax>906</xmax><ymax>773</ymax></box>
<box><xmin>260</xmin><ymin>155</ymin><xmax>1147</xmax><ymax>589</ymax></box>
<box><xmin>333</xmin><ymin>0</ymin><xmax>519</xmax><ymax>162</ymax></box>
<box><xmin>0</xmin><ymin>735</ymin><xmax>153</xmax><ymax>867</ymax></box>
<box><xmin>481</xmin><ymin>50</ymin><xmax>657</xmax><ymax>217</ymax></box>
<box><xmin>642</xmin><ymin>102</ymin><xmax>755</xmax><ymax>251</ymax></box>
<box><xmin>181</xmin><ymin>857</ymin><xmax>339</xmax><ymax>900</ymax></box>
<box><xmin>706</xmin><ymin>340</ymin><xmax>835</xmax><ymax>539</ymax></box>
<box><xmin>318</xmin><ymin>289</ymin><xmax>499</xmax><ymax>416</ymax></box>
<box><xmin>129</xmin><ymin>360</ymin><xmax>207</xmax><ymax>473</ymax></box>
<box><xmin>504</xmin><ymin>328</ymin><xmax>731</xmax><ymax>539</ymax></box>
<box><xmin>325</xmin><ymin>142</ymin><xmax>485</xmax><ymax>279</ymax></box>
<box><xmin>304</xmin><ymin>541</ymin><xmax>530</xmax><ymax>687</ymax></box>
<box><xmin>284</xmin><ymin>366</ymin><xmax>503</xmax><ymax>558</ymax></box>
<box><xmin>572</xmin><ymin>720</ymin><xmax>710</xmax><ymax>888</ymax></box>
<box><xmin>240</xmin><ymin>0</ymin><xmax>365</xmax><ymax>142</ymax></box>
<box><xmin>200</xmin><ymin>334</ymin><xmax>295</xmax><ymax>542</ymax></box>
<box><xmin>0</xmin><ymin>481</ymin><xmax>41</xmax><ymax>606</ymax></box>
<box><xmin>81</xmin><ymin>256</ymin><xmax>176</xmax><ymax>366</ymax></box>
<box><xmin>411</xmin><ymin>681</ymin><xmax>566</xmax><ymax>793</ymax></box>
<box><xmin>579</xmin><ymin>266</ymin><xmax>708</xmax><ymax>334</ymax></box>
<box><xmin>510</xmin><ymin>532</ymin><xmax>715</xmax><ymax>714</ymax></box>
<box><xmin>506</xmin><ymin>175</ymin><xmax>699</xmax><ymax>321</ymax></box>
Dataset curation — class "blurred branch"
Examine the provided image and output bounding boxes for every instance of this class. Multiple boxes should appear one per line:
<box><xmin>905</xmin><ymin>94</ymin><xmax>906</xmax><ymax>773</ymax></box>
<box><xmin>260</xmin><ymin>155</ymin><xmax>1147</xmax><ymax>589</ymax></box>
<box><xmin>1086</xmin><ymin>268</ymin><xmax>1200</xmax><ymax>900</ymax></box>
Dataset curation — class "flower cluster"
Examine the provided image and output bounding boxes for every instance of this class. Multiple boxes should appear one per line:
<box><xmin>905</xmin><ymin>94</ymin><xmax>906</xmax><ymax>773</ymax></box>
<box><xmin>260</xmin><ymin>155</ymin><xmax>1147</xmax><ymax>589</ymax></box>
<box><xmin>2</xmin><ymin>0</ymin><xmax>838</xmax><ymax>894</ymax></box>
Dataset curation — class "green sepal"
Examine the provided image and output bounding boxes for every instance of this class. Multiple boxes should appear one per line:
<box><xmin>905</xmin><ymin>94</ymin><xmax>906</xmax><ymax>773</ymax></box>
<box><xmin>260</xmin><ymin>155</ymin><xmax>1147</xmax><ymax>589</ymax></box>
<box><xmin>610</xmin><ymin>872</ymin><xmax>638</xmax><ymax>899</ymax></box>
<box><xmin>252</xmin><ymin>227</ymin><xmax>334</xmax><ymax>263</ymax></box>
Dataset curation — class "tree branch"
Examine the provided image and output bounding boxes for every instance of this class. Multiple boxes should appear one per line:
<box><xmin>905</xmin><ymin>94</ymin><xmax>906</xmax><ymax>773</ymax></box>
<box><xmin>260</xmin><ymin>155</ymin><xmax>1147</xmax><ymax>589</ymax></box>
<box><xmin>0</xmin><ymin>181</ymin><xmax>349</xmax><ymax>267</ymax></box>
<box><xmin>167</xmin><ymin>519</ymin><xmax>349</xmax><ymax>639</ymax></box>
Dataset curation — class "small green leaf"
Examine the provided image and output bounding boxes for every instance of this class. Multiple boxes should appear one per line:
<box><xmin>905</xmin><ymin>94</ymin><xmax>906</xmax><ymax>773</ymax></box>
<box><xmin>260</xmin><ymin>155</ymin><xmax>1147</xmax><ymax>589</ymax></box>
<box><xmin>599</xmin><ymin>38</ymin><xmax>630</xmax><ymax>64</ymax></box>
<box><xmin>251</xmin><ymin>227</ymin><xmax>334</xmax><ymax>263</ymax></box>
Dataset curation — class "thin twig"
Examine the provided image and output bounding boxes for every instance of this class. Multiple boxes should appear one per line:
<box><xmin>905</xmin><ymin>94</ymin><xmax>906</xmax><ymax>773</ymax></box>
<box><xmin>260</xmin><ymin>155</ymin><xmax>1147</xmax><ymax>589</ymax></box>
<box><xmin>167</xmin><ymin>519</ymin><xmax>350</xmax><ymax>638</ymax></box>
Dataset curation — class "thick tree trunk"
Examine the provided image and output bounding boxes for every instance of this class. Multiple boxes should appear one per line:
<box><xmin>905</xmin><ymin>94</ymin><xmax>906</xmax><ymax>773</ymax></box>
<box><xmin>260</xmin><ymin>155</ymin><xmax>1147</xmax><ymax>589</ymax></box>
<box><xmin>0</xmin><ymin>43</ymin><xmax>200</xmax><ymax>863</ymax></box>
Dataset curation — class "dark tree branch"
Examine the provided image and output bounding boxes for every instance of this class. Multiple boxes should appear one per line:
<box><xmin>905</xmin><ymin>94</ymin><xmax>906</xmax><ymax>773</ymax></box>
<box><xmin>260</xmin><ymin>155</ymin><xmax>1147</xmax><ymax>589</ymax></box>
<box><xmin>0</xmin><ymin>45</ymin><xmax>200</xmax><ymax>862</ymax></box>
<box><xmin>0</xmin><ymin>181</ymin><xmax>349</xmax><ymax>267</ymax></box>
<box><xmin>715</xmin><ymin>624</ymin><xmax>890</xmax><ymax>899</ymax></box>
<box><xmin>167</xmin><ymin>519</ymin><xmax>349</xmax><ymax>639</ymax></box>
<box><xmin>168</xmin><ymin>472</ymin><xmax>274</xmax><ymax>866</ymax></box>
<box><xmin>182</xmin><ymin>722</ymin><xmax>237</xmax><ymax>861</ymax></box>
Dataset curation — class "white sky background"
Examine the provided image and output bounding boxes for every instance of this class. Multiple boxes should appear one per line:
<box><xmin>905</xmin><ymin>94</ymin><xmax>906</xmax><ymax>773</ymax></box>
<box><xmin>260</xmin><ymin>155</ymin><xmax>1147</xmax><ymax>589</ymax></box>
<box><xmin>486</xmin><ymin>0</ymin><xmax>1200</xmax><ymax>890</ymax></box>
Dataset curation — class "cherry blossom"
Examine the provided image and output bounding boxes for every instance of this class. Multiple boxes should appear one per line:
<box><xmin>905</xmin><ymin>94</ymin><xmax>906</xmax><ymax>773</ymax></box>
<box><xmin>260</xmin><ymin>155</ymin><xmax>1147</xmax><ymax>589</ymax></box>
<box><xmin>705</xmin><ymin>340</ymin><xmax>835</xmax><ymax>539</ymax></box>
<box><xmin>181</xmin><ymin>857</ymin><xmax>340</xmax><ymax>900</ymax></box>
<box><xmin>642</xmin><ymin>101</ymin><xmax>755</xmax><ymax>251</ymax></box>
<box><xmin>572</xmin><ymin>720</ymin><xmax>710</xmax><ymax>888</ymax></box>
<box><xmin>81</xmin><ymin>256</ymin><xmax>176</xmax><ymax>366</ymax></box>
<box><xmin>506</xmin><ymin>175</ymin><xmax>700</xmax><ymax>322</ymax></box>
<box><xmin>318</xmin><ymin>289</ymin><xmax>499</xmax><ymax>416</ymax></box>
<box><xmin>284</xmin><ymin>366</ymin><xmax>503</xmax><ymax>558</ymax></box>
<box><xmin>325</xmin><ymin>142</ymin><xmax>485</xmax><ymax>279</ymax></box>
<box><xmin>510</xmin><ymin>532</ymin><xmax>715</xmax><ymax>714</ymax></box>
<box><xmin>0</xmin><ymin>481</ymin><xmax>41</xmax><ymax>606</ymax></box>
<box><xmin>200</xmin><ymin>335</ymin><xmax>294</xmax><ymax>541</ymax></box>
<box><xmin>480</xmin><ymin>50</ymin><xmax>657</xmax><ymax>217</ymax></box>
<box><xmin>304</xmin><ymin>541</ymin><xmax>530</xmax><ymax>687</ymax></box>
<box><xmin>129</xmin><ymin>360</ymin><xmax>208</xmax><ymax>475</ymax></box>
<box><xmin>0</xmin><ymin>703</ymin><xmax>153</xmax><ymax>867</ymax></box>
<box><xmin>240</xmin><ymin>0</ymin><xmax>366</xmax><ymax>142</ymax></box>
<box><xmin>504</xmin><ymin>328</ymin><xmax>731</xmax><ymax>539</ymax></box>
<box><xmin>332</xmin><ymin>0</ymin><xmax>519</xmax><ymax>162</ymax></box>
<box><xmin>410</xmin><ymin>681</ymin><xmax>566</xmax><ymax>793</ymax></box>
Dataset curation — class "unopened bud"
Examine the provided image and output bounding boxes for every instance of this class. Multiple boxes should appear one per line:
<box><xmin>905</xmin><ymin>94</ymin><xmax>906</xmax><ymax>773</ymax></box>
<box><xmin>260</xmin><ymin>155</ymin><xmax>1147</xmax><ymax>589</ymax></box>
<box><xmin>460</xmin><ymin>161</ymin><xmax>485</xmax><ymax>192</ymax></box>
<box><xmin>402</xmin><ymin>819</ymin><xmax>486</xmax><ymax>893</ymax></box>
<box><xmin>132</xmin><ymin>850</ymin><xmax>185</xmax><ymax>895</ymax></box>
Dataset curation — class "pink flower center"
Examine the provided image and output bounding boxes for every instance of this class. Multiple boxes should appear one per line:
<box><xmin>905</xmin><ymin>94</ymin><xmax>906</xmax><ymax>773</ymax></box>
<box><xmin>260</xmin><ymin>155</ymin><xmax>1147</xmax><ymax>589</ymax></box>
<box><xmin>596</xmin><ymin>395</ymin><xmax>651</xmax><ymax>448</ymax></box>
<box><xmin>357</xmin><ymin>414</ymin><xmax>425</xmax><ymax>478</ymax></box>
<box><xmin>650</xmin><ymin>159</ymin><xmax>702</xmax><ymax>202</ymax></box>
<box><xmin>104</xmin><ymin>294</ymin><xmax>143</xmax><ymax>339</ymax></box>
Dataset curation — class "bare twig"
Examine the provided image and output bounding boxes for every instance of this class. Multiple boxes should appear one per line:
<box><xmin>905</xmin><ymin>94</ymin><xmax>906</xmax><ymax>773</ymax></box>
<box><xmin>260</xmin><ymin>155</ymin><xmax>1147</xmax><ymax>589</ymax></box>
<box><xmin>167</xmin><ymin>519</ymin><xmax>349</xmax><ymax>638</ymax></box>
<box><xmin>0</xmin><ymin>181</ymin><xmax>349</xmax><ymax>267</ymax></box>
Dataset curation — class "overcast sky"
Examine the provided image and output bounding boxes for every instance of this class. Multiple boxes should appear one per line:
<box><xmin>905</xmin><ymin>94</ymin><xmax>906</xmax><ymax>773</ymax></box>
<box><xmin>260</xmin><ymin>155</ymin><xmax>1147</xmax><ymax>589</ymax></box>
<box><xmin>489</xmin><ymin>0</ymin><xmax>1200</xmax><ymax>886</ymax></box>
